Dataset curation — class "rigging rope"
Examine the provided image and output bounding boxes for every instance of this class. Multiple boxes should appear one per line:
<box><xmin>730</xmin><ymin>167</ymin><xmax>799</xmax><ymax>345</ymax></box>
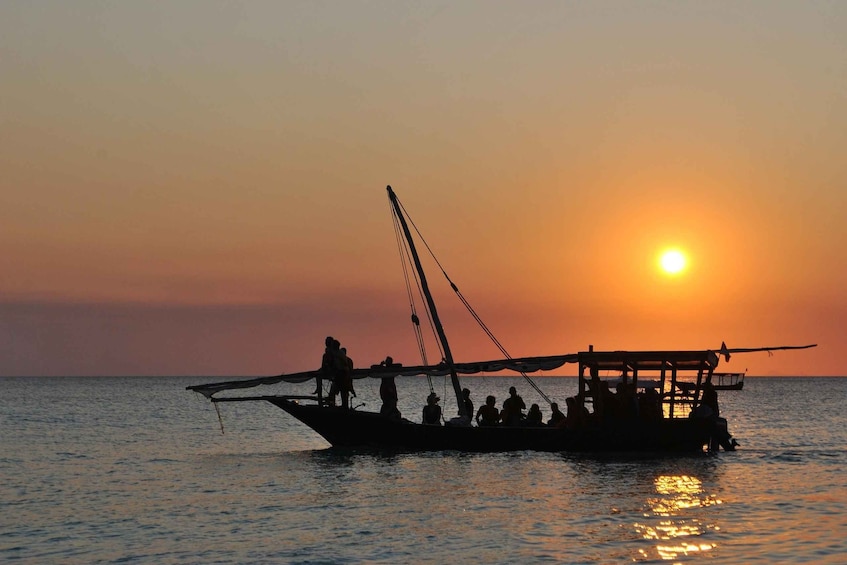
<box><xmin>401</xmin><ymin>229</ymin><xmax>445</xmax><ymax>364</ymax></box>
<box><xmin>391</xmin><ymin>201</ymin><xmax>438</xmax><ymax>394</ymax></box>
<box><xmin>391</xmin><ymin>209</ymin><xmax>425</xmax><ymax>363</ymax></box>
<box><xmin>214</xmin><ymin>401</ymin><xmax>225</xmax><ymax>434</ymax></box>
<box><xmin>396</xmin><ymin>198</ymin><xmax>553</xmax><ymax>406</ymax></box>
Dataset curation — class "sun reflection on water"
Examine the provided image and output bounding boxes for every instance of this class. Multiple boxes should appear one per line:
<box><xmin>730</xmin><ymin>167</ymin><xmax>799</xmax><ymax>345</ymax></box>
<box><xmin>634</xmin><ymin>474</ymin><xmax>722</xmax><ymax>560</ymax></box>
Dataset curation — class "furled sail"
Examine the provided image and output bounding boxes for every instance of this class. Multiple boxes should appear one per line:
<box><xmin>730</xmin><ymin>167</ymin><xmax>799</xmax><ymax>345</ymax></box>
<box><xmin>185</xmin><ymin>353</ymin><xmax>580</xmax><ymax>399</ymax></box>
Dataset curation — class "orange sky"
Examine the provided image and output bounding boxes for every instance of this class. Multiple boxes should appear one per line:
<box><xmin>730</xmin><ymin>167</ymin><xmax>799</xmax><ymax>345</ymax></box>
<box><xmin>1</xmin><ymin>2</ymin><xmax>843</xmax><ymax>376</ymax></box>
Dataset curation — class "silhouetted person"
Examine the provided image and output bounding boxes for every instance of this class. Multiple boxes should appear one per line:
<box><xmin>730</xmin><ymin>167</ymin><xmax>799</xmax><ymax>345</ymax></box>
<box><xmin>340</xmin><ymin>347</ymin><xmax>356</xmax><ymax>407</ymax></box>
<box><xmin>565</xmin><ymin>396</ymin><xmax>588</xmax><ymax>430</ymax></box>
<box><xmin>380</xmin><ymin>376</ymin><xmax>400</xmax><ymax>419</ymax></box>
<box><xmin>702</xmin><ymin>378</ymin><xmax>719</xmax><ymax>417</ymax></box>
<box><xmin>588</xmin><ymin>369</ymin><xmax>604</xmax><ymax>421</ymax></box>
<box><xmin>639</xmin><ymin>387</ymin><xmax>662</xmax><ymax>421</ymax></box>
<box><xmin>547</xmin><ymin>402</ymin><xmax>566</xmax><ymax>427</ymax></box>
<box><xmin>327</xmin><ymin>339</ymin><xmax>346</xmax><ymax>407</ymax></box>
<box><xmin>476</xmin><ymin>395</ymin><xmax>500</xmax><ymax>426</ymax></box>
<box><xmin>700</xmin><ymin>377</ymin><xmax>735</xmax><ymax>451</ymax></box>
<box><xmin>318</xmin><ymin>336</ymin><xmax>337</xmax><ymax>406</ymax></box>
<box><xmin>462</xmin><ymin>388</ymin><xmax>474</xmax><ymax>419</ymax></box>
<box><xmin>502</xmin><ymin>386</ymin><xmax>526</xmax><ymax>426</ymax></box>
<box><xmin>616</xmin><ymin>381</ymin><xmax>638</xmax><ymax>420</ymax></box>
<box><xmin>422</xmin><ymin>392</ymin><xmax>442</xmax><ymax>425</ymax></box>
<box><xmin>600</xmin><ymin>381</ymin><xmax>620</xmax><ymax>422</ymax></box>
<box><xmin>526</xmin><ymin>403</ymin><xmax>544</xmax><ymax>426</ymax></box>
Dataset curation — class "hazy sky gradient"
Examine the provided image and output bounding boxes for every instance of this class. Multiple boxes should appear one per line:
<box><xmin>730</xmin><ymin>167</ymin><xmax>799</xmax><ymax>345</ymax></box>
<box><xmin>2</xmin><ymin>1</ymin><xmax>844</xmax><ymax>375</ymax></box>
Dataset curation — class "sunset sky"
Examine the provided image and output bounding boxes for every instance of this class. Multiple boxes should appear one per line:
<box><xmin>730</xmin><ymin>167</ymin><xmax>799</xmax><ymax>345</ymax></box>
<box><xmin>2</xmin><ymin>2</ymin><xmax>843</xmax><ymax>376</ymax></box>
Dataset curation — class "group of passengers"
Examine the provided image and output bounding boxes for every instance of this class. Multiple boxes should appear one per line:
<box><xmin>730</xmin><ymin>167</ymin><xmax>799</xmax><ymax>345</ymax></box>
<box><xmin>468</xmin><ymin>388</ymin><xmax>606</xmax><ymax>429</ymax></box>
<box><xmin>314</xmin><ymin>341</ymin><xmax>665</xmax><ymax>428</ymax></box>
<box><xmin>316</xmin><ymin>336</ymin><xmax>356</xmax><ymax>409</ymax></box>
<box><xmin>452</xmin><ymin>386</ymin><xmax>564</xmax><ymax>428</ymax></box>
<box><xmin>587</xmin><ymin>373</ymin><xmax>664</xmax><ymax>423</ymax></box>
<box><xmin>418</xmin><ymin>385</ymin><xmax>586</xmax><ymax>428</ymax></box>
<box><xmin>419</xmin><ymin>386</ymin><xmax>534</xmax><ymax>427</ymax></box>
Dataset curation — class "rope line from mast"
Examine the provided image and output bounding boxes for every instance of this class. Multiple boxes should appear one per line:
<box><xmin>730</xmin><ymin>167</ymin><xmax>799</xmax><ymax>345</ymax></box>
<box><xmin>402</xmin><ymin>234</ymin><xmax>445</xmax><ymax>366</ymax></box>
<box><xmin>396</xmin><ymin>198</ymin><xmax>553</xmax><ymax>406</ymax></box>
<box><xmin>452</xmin><ymin>288</ymin><xmax>552</xmax><ymax>405</ymax></box>
<box><xmin>391</xmin><ymin>200</ymin><xmax>441</xmax><ymax>394</ymax></box>
<box><xmin>391</xmin><ymin>203</ymin><xmax>427</xmax><ymax>364</ymax></box>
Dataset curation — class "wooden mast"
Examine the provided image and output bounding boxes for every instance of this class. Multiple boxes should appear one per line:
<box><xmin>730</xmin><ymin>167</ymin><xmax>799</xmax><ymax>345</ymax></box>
<box><xmin>387</xmin><ymin>185</ymin><xmax>467</xmax><ymax>418</ymax></box>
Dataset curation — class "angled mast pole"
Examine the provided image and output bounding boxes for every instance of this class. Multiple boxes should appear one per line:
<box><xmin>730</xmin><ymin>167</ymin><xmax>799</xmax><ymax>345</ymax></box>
<box><xmin>387</xmin><ymin>185</ymin><xmax>467</xmax><ymax>418</ymax></box>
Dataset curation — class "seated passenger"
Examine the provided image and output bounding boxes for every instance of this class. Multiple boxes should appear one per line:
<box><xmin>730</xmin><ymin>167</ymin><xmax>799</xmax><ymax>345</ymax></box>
<box><xmin>600</xmin><ymin>381</ymin><xmax>620</xmax><ymax>422</ymax></box>
<box><xmin>638</xmin><ymin>387</ymin><xmax>662</xmax><ymax>421</ymax></box>
<box><xmin>565</xmin><ymin>396</ymin><xmax>588</xmax><ymax>430</ymax></box>
<box><xmin>525</xmin><ymin>403</ymin><xmax>544</xmax><ymax>426</ymax></box>
<box><xmin>462</xmin><ymin>388</ymin><xmax>474</xmax><ymax>419</ymax></box>
<box><xmin>616</xmin><ymin>382</ymin><xmax>638</xmax><ymax>420</ymax></box>
<box><xmin>702</xmin><ymin>379</ymin><xmax>720</xmax><ymax>417</ymax></box>
<box><xmin>502</xmin><ymin>386</ymin><xmax>526</xmax><ymax>426</ymax></box>
<box><xmin>547</xmin><ymin>402</ymin><xmax>566</xmax><ymax>427</ymax></box>
<box><xmin>475</xmin><ymin>395</ymin><xmax>500</xmax><ymax>426</ymax></box>
<box><xmin>422</xmin><ymin>392</ymin><xmax>442</xmax><ymax>425</ymax></box>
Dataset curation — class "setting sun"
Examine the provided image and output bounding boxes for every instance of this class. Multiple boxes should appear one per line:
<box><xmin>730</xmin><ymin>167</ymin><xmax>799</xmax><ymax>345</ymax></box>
<box><xmin>659</xmin><ymin>249</ymin><xmax>687</xmax><ymax>275</ymax></box>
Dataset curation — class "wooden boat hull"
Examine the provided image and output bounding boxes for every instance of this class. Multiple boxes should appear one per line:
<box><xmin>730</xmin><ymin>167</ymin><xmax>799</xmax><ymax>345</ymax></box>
<box><xmin>712</xmin><ymin>372</ymin><xmax>745</xmax><ymax>390</ymax></box>
<box><xmin>713</xmin><ymin>382</ymin><xmax>743</xmax><ymax>391</ymax></box>
<box><xmin>269</xmin><ymin>398</ymin><xmax>715</xmax><ymax>453</ymax></box>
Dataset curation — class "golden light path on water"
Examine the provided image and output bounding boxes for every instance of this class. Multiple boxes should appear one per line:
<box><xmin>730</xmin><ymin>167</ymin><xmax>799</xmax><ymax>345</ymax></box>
<box><xmin>634</xmin><ymin>475</ymin><xmax>722</xmax><ymax>560</ymax></box>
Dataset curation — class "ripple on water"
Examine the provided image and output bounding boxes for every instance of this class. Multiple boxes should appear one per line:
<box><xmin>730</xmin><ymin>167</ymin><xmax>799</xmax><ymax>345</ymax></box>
<box><xmin>2</xmin><ymin>376</ymin><xmax>847</xmax><ymax>563</ymax></box>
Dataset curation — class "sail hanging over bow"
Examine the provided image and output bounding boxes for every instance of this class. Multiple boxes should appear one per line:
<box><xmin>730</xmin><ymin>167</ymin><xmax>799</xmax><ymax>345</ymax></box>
<box><xmin>186</xmin><ymin>353</ymin><xmax>580</xmax><ymax>399</ymax></box>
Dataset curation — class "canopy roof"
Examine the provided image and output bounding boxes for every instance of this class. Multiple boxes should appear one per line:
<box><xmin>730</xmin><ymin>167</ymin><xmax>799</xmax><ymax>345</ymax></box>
<box><xmin>578</xmin><ymin>350</ymin><xmax>720</xmax><ymax>373</ymax></box>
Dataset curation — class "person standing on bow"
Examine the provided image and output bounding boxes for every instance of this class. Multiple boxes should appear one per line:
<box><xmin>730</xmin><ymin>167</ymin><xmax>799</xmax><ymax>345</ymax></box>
<box><xmin>335</xmin><ymin>344</ymin><xmax>355</xmax><ymax>409</ymax></box>
<box><xmin>316</xmin><ymin>336</ymin><xmax>336</xmax><ymax>405</ymax></box>
<box><xmin>422</xmin><ymin>392</ymin><xmax>442</xmax><ymax>425</ymax></box>
<box><xmin>341</xmin><ymin>347</ymin><xmax>356</xmax><ymax>399</ymax></box>
<box><xmin>326</xmin><ymin>339</ymin><xmax>344</xmax><ymax>407</ymax></box>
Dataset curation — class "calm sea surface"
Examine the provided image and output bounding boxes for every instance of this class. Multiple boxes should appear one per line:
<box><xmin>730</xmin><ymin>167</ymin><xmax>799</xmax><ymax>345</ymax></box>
<box><xmin>2</xmin><ymin>376</ymin><xmax>845</xmax><ymax>563</ymax></box>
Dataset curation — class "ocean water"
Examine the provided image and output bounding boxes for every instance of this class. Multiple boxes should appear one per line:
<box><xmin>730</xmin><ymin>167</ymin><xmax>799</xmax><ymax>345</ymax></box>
<box><xmin>2</xmin><ymin>375</ymin><xmax>846</xmax><ymax>563</ymax></box>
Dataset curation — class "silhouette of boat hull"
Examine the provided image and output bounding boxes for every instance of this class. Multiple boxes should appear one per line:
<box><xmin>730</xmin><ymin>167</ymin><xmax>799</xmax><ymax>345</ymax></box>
<box><xmin>240</xmin><ymin>397</ymin><xmax>716</xmax><ymax>453</ymax></box>
<box><xmin>712</xmin><ymin>372</ymin><xmax>745</xmax><ymax>390</ymax></box>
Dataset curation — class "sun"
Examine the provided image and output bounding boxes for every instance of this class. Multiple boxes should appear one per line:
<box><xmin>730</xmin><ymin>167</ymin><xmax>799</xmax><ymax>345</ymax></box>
<box><xmin>659</xmin><ymin>249</ymin><xmax>687</xmax><ymax>275</ymax></box>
